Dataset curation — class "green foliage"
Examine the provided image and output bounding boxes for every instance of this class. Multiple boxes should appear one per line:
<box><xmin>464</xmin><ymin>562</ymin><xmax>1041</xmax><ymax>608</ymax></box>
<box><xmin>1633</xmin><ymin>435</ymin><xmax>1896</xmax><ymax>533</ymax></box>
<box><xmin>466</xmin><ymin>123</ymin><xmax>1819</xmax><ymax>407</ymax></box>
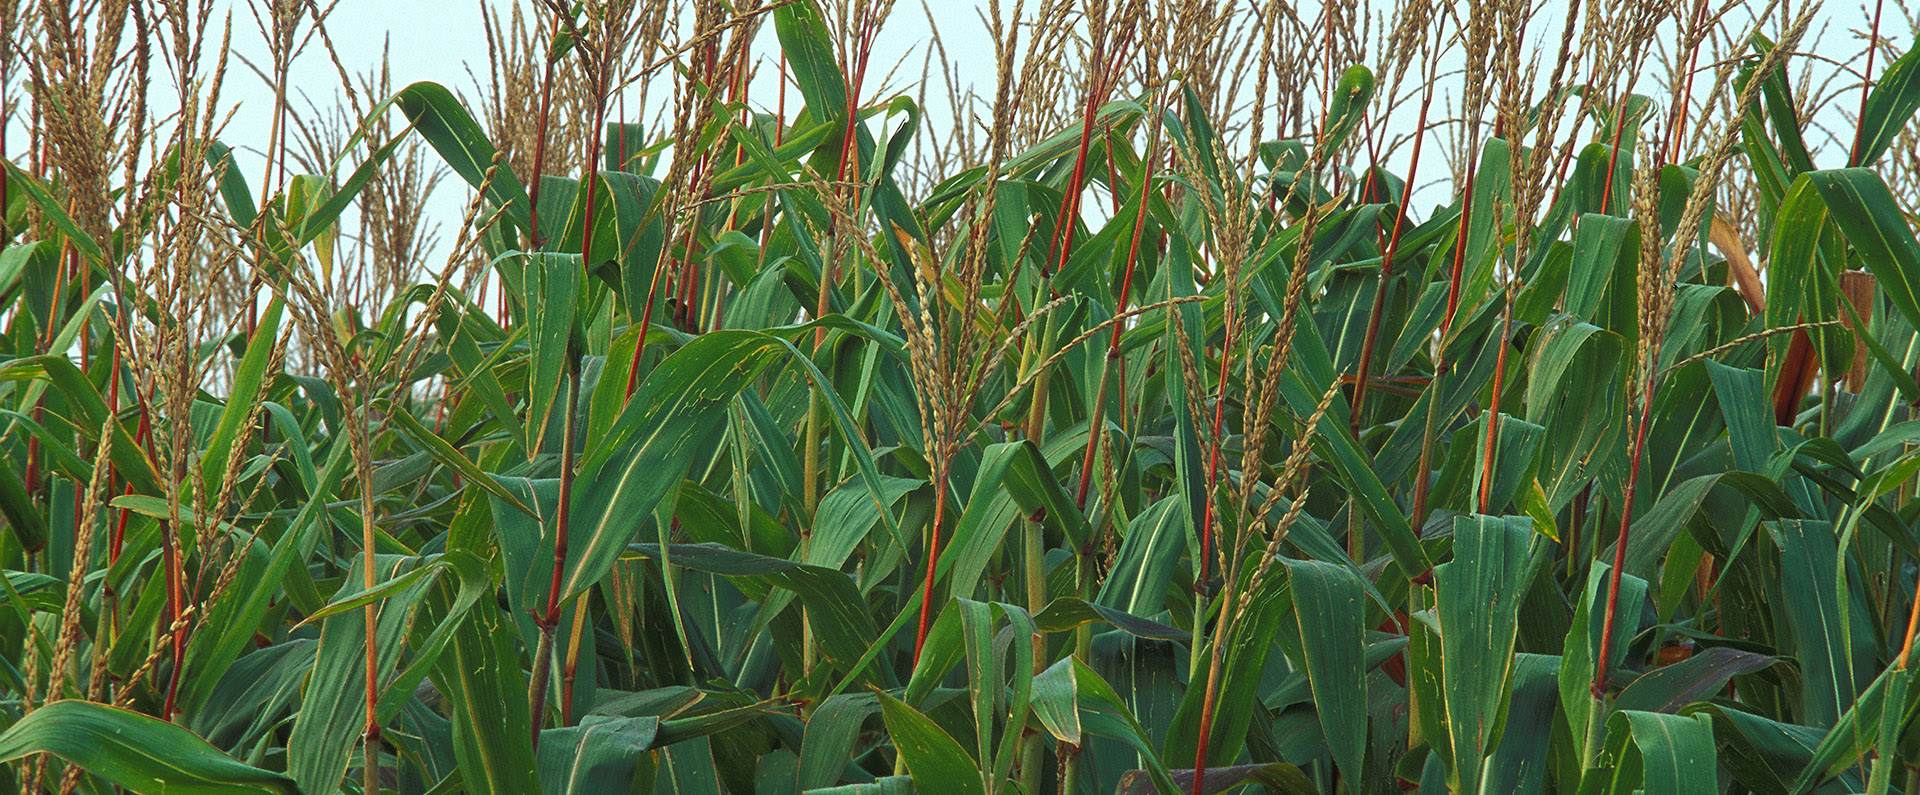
<box><xmin>8</xmin><ymin>1</ymin><xmax>1920</xmax><ymax>793</ymax></box>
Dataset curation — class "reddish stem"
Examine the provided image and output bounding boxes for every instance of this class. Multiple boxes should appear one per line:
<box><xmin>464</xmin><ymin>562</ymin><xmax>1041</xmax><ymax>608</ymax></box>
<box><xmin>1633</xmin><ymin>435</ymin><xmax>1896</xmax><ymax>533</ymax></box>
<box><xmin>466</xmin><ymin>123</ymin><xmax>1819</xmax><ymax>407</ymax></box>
<box><xmin>818</xmin><ymin>11</ymin><xmax>878</xmax><ymax>349</ymax></box>
<box><xmin>1074</xmin><ymin>134</ymin><xmax>1160</xmax><ymax>508</ymax></box>
<box><xmin>559</xmin><ymin>36</ymin><xmax>612</xmax><ymax>728</ymax></box>
<box><xmin>1592</xmin><ymin>376</ymin><xmax>1656</xmax><ymax>698</ymax></box>
<box><xmin>1197</xmin><ymin>297</ymin><xmax>1239</xmax><ymax>589</ymax></box>
<box><xmin>1351</xmin><ymin>92</ymin><xmax>1433</xmax><ymax>437</ymax></box>
<box><xmin>1044</xmin><ymin>31</ymin><xmax>1133</xmax><ymax>284</ymax></box>
<box><xmin>161</xmin><ymin>447</ymin><xmax>188</xmax><ymax>718</ymax></box>
<box><xmin>1477</xmin><ymin>302</ymin><xmax>1516</xmax><ymax>512</ymax></box>
<box><xmin>1851</xmin><ymin>0</ymin><xmax>1887</xmax><ymax>166</ymax></box>
<box><xmin>530</xmin><ymin>359</ymin><xmax>582</xmax><ymax>740</ymax></box>
<box><xmin>911</xmin><ymin>469</ymin><xmax>950</xmax><ymax>661</ymax></box>
<box><xmin>1047</xmin><ymin>90</ymin><xmax>1104</xmax><ymax>277</ymax></box>
<box><xmin>1411</xmin><ymin>156</ymin><xmax>1479</xmax><ymax>526</ymax></box>
<box><xmin>1660</xmin><ymin>0</ymin><xmax>1712</xmax><ymax>166</ymax></box>
<box><xmin>1190</xmin><ymin>649</ymin><xmax>1224</xmax><ymax>793</ymax></box>
<box><xmin>1597</xmin><ymin>88</ymin><xmax>1636</xmax><ymax>215</ymax></box>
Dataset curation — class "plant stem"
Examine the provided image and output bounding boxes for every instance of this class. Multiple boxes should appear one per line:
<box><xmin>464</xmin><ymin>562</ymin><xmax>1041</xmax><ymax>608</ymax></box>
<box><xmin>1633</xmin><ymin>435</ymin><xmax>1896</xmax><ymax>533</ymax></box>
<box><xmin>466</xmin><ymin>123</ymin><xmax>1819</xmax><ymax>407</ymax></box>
<box><xmin>1351</xmin><ymin>93</ymin><xmax>1432</xmax><ymax>440</ymax></box>
<box><xmin>1020</xmin><ymin>511</ymin><xmax>1047</xmax><ymax>793</ymax></box>
<box><xmin>559</xmin><ymin>14</ymin><xmax>612</xmax><ymax>727</ymax></box>
<box><xmin>1190</xmin><ymin>589</ymin><xmax>1237</xmax><ymax>795</ymax></box>
<box><xmin>531</xmin><ymin>359</ymin><xmax>582</xmax><ymax>743</ymax></box>
<box><xmin>1851</xmin><ymin>0</ymin><xmax>1887</xmax><ymax>166</ymax></box>
<box><xmin>1412</xmin><ymin>161</ymin><xmax>1478</xmax><ymax>529</ymax></box>
<box><xmin>1597</xmin><ymin>87</ymin><xmax>1635</xmax><ymax>215</ymax></box>
<box><xmin>802</xmin><ymin>382</ymin><xmax>823</xmax><ymax>677</ymax></box>
<box><xmin>1660</xmin><ymin>0</ymin><xmax>1712</xmax><ymax>167</ymax></box>
<box><xmin>1075</xmin><ymin>123</ymin><xmax>1161</xmax><ymax>510</ymax></box>
<box><xmin>161</xmin><ymin>347</ymin><xmax>193</xmax><ymax>720</ymax></box>
<box><xmin>1477</xmin><ymin>296</ymin><xmax>1517</xmax><ymax>513</ymax></box>
<box><xmin>1591</xmin><ymin>376</ymin><xmax>1655</xmax><ymax>698</ymax></box>
<box><xmin>359</xmin><ymin>407</ymin><xmax>381</xmax><ymax>795</ymax></box>
<box><xmin>911</xmin><ymin>464</ymin><xmax>950</xmax><ymax>663</ymax></box>
<box><xmin>525</xmin><ymin>16</ymin><xmax>558</xmax><ymax>251</ymax></box>
<box><xmin>1198</xmin><ymin>298</ymin><xmax>1239</xmax><ymax>588</ymax></box>
<box><xmin>560</xmin><ymin>595</ymin><xmax>590</xmax><ymax>725</ymax></box>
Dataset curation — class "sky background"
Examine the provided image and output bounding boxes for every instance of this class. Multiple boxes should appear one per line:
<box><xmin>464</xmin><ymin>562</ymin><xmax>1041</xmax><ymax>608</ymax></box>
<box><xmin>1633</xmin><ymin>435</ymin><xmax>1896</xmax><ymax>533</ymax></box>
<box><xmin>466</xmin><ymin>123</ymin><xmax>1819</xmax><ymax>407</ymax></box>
<box><xmin>213</xmin><ymin>0</ymin><xmax>985</xmax><ymax>259</ymax></box>
<box><xmin>195</xmin><ymin>0</ymin><xmax>1888</xmax><ymax>263</ymax></box>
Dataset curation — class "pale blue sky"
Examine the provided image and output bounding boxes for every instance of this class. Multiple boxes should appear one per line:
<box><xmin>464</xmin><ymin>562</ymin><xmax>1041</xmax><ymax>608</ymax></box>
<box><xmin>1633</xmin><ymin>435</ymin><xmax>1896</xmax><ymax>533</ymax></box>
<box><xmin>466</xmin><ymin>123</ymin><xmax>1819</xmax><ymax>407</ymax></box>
<box><xmin>213</xmin><ymin>0</ymin><xmax>976</xmax><ymax>257</ymax></box>
<box><xmin>200</xmin><ymin>0</ymin><xmax>1886</xmax><ymax>263</ymax></box>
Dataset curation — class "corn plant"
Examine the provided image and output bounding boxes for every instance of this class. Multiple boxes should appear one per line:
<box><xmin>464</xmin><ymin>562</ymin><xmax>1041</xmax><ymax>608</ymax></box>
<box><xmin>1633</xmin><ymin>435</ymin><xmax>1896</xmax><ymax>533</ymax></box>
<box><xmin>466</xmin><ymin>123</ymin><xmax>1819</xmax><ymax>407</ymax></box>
<box><xmin>6</xmin><ymin>0</ymin><xmax>1920</xmax><ymax>793</ymax></box>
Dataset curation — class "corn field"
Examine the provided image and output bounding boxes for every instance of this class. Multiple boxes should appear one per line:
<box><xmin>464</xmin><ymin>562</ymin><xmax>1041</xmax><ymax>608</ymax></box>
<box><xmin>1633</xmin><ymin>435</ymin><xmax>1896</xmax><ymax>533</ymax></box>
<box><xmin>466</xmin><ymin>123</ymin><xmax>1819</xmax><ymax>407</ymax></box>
<box><xmin>5</xmin><ymin>0</ymin><xmax>1920</xmax><ymax>792</ymax></box>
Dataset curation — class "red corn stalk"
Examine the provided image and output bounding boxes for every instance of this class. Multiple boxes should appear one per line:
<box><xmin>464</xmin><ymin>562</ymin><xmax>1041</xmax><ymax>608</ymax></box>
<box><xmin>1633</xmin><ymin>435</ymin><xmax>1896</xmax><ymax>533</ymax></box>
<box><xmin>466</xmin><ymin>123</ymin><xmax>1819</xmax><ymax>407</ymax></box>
<box><xmin>817</xmin><ymin>5</ymin><xmax>883</xmax><ymax>351</ymax></box>
<box><xmin>525</xmin><ymin>21</ymin><xmax>560</xmax><ymax>251</ymax></box>
<box><xmin>1659</xmin><ymin>0</ymin><xmax>1712</xmax><ymax>167</ymax></box>
<box><xmin>1850</xmin><ymin>0</ymin><xmax>1887</xmax><ymax>167</ymax></box>
<box><xmin>560</xmin><ymin>24</ymin><xmax>615</xmax><ymax>727</ymax></box>
<box><xmin>1074</xmin><ymin>122</ymin><xmax>1162</xmax><ymax>510</ymax></box>
<box><xmin>911</xmin><ymin>468</ymin><xmax>951</xmax><ymax>661</ymax></box>
<box><xmin>1351</xmin><ymin>91</ymin><xmax>1433</xmax><ymax>438</ymax></box>
<box><xmin>529</xmin><ymin>360</ymin><xmax>582</xmax><ymax>743</ymax></box>
<box><xmin>1591</xmin><ymin>373</ymin><xmax>1657</xmax><ymax>697</ymax></box>
<box><xmin>1476</xmin><ymin>316</ymin><xmax>1515</xmax><ymax>513</ymax></box>
<box><xmin>1410</xmin><ymin>156</ymin><xmax>1478</xmax><ymax>528</ymax></box>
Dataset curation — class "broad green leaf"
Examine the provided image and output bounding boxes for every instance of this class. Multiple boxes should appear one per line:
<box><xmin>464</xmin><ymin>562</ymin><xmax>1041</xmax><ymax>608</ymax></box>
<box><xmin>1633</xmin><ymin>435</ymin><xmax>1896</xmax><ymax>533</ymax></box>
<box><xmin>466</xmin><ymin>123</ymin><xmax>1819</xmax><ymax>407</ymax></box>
<box><xmin>288</xmin><ymin>555</ymin><xmax>429</xmax><ymax>793</ymax></box>
<box><xmin>0</xmin><ymin>701</ymin><xmax>297</xmax><ymax>794</ymax></box>
<box><xmin>537</xmin><ymin>715</ymin><xmax>660</xmax><ymax>794</ymax></box>
<box><xmin>1808</xmin><ymin>169</ymin><xmax>1920</xmax><ymax>335</ymax></box>
<box><xmin>797</xmin><ymin>694</ymin><xmax>880</xmax><ymax>791</ymax></box>
<box><xmin>565</xmin><ymin>331</ymin><xmax>789</xmax><ymax>603</ymax></box>
<box><xmin>1284</xmin><ymin>558</ymin><xmax>1366</xmax><ymax>784</ymax></box>
<box><xmin>1036</xmin><ymin>657</ymin><xmax>1181</xmax><ymax>794</ymax></box>
<box><xmin>1483</xmin><ymin>653</ymin><xmax>1561</xmax><ymax>794</ymax></box>
<box><xmin>199</xmin><ymin>296</ymin><xmax>284</xmax><ymax>497</ymax></box>
<box><xmin>877</xmin><ymin>692</ymin><xmax>986</xmax><ymax>795</ymax></box>
<box><xmin>1030</xmin><ymin>597</ymin><xmax>1185</xmax><ymax>641</ymax></box>
<box><xmin>395</xmin><ymin>81</ymin><xmax>533</xmax><ymax>233</ymax></box>
<box><xmin>1613</xmin><ymin>647</ymin><xmax>1781</xmax><ymax>714</ymax></box>
<box><xmin>1773</xmin><ymin>519</ymin><xmax>1872</xmax><ymax>726</ymax></box>
<box><xmin>517</xmin><ymin>251</ymin><xmax>583</xmax><ymax>454</ymax></box>
<box><xmin>1095</xmin><ymin>496</ymin><xmax>1186</xmax><ymax>618</ymax></box>
<box><xmin>1853</xmin><ymin>44</ymin><xmax>1920</xmax><ymax>166</ymax></box>
<box><xmin>1434</xmin><ymin>514</ymin><xmax>1535</xmax><ymax>791</ymax></box>
<box><xmin>431</xmin><ymin>600</ymin><xmax>539</xmax><ymax>795</ymax></box>
<box><xmin>1608</xmin><ymin>710</ymin><xmax>1720</xmax><ymax>795</ymax></box>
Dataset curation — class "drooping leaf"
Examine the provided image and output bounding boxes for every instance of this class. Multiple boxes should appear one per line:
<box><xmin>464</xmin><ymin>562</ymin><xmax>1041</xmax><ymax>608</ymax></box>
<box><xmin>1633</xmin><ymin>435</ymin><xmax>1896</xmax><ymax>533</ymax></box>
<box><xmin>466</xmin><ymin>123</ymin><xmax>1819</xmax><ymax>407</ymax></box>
<box><xmin>0</xmin><ymin>701</ymin><xmax>298</xmax><ymax>795</ymax></box>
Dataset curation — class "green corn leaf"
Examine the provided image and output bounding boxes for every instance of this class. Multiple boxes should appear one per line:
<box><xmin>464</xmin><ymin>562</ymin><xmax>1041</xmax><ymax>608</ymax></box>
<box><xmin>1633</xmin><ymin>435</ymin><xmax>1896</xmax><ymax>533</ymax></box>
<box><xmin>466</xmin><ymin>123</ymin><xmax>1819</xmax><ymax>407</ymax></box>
<box><xmin>1434</xmin><ymin>514</ymin><xmax>1536</xmax><ymax>791</ymax></box>
<box><xmin>0</xmin><ymin>701</ymin><xmax>298</xmax><ymax>794</ymax></box>
<box><xmin>877</xmin><ymin>691</ymin><xmax>986</xmax><ymax>795</ymax></box>
<box><xmin>395</xmin><ymin>81</ymin><xmax>533</xmax><ymax>234</ymax></box>
<box><xmin>1284</xmin><ymin>558</ymin><xmax>1367</xmax><ymax>784</ymax></box>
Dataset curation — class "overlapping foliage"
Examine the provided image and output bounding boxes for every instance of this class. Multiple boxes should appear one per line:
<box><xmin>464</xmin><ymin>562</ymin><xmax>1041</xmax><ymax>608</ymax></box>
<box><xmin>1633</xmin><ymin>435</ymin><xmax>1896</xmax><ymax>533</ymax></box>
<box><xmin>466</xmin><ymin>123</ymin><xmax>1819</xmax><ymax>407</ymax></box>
<box><xmin>7</xmin><ymin>0</ymin><xmax>1920</xmax><ymax>792</ymax></box>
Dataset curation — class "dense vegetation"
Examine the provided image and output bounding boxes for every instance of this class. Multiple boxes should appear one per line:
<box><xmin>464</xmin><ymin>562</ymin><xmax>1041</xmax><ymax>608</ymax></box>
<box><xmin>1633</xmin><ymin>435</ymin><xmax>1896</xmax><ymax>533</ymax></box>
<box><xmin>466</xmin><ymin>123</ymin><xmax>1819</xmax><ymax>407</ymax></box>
<box><xmin>7</xmin><ymin>0</ymin><xmax>1920</xmax><ymax>792</ymax></box>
